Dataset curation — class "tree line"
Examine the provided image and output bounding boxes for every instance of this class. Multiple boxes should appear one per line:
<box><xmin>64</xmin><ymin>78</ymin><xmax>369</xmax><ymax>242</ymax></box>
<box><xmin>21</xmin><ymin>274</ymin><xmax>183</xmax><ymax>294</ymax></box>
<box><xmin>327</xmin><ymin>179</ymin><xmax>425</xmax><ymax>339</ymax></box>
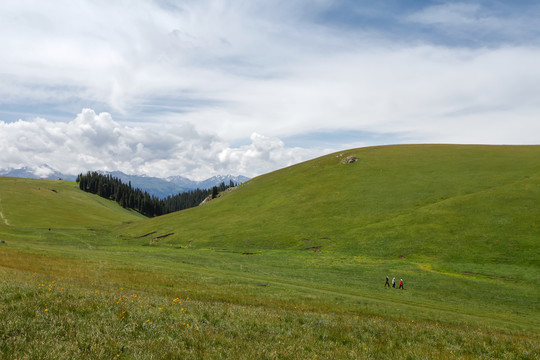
<box><xmin>76</xmin><ymin>172</ymin><xmax>235</xmax><ymax>217</ymax></box>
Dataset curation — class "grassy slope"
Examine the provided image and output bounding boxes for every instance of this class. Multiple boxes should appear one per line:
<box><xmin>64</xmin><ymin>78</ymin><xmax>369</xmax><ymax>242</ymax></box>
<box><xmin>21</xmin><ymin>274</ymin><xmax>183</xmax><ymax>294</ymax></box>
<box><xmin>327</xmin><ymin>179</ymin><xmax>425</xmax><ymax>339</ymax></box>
<box><xmin>119</xmin><ymin>145</ymin><xmax>540</xmax><ymax>264</ymax></box>
<box><xmin>0</xmin><ymin>177</ymin><xmax>144</xmax><ymax>230</ymax></box>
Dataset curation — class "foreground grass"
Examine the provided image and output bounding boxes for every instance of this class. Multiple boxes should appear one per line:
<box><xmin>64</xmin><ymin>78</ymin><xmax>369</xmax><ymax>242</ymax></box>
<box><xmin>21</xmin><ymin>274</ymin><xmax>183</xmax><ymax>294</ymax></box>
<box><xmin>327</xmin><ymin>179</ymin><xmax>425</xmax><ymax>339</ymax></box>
<box><xmin>1</xmin><ymin>268</ymin><xmax>537</xmax><ymax>360</ymax></box>
<box><xmin>1</xmin><ymin>234</ymin><xmax>538</xmax><ymax>359</ymax></box>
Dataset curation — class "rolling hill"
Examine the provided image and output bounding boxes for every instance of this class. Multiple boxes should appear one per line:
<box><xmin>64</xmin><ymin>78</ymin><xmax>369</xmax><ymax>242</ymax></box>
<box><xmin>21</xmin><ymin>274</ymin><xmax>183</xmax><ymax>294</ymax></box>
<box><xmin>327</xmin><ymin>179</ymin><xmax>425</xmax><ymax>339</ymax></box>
<box><xmin>118</xmin><ymin>144</ymin><xmax>540</xmax><ymax>267</ymax></box>
<box><xmin>0</xmin><ymin>177</ymin><xmax>144</xmax><ymax>231</ymax></box>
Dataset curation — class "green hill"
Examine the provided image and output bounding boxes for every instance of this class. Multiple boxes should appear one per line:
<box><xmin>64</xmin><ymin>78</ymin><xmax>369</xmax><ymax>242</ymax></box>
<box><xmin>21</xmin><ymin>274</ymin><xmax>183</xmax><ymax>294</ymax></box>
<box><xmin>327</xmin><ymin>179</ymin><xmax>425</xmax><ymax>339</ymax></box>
<box><xmin>119</xmin><ymin>144</ymin><xmax>540</xmax><ymax>266</ymax></box>
<box><xmin>0</xmin><ymin>177</ymin><xmax>144</xmax><ymax>231</ymax></box>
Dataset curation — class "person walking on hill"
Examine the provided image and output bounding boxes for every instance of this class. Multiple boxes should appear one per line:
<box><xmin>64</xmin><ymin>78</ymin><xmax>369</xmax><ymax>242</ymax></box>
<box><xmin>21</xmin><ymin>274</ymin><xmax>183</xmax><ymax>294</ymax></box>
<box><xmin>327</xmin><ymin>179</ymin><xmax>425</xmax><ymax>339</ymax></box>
<box><xmin>392</xmin><ymin>277</ymin><xmax>396</xmax><ymax>288</ymax></box>
<box><xmin>385</xmin><ymin>276</ymin><xmax>390</xmax><ymax>287</ymax></box>
<box><xmin>399</xmin><ymin>279</ymin><xmax>404</xmax><ymax>289</ymax></box>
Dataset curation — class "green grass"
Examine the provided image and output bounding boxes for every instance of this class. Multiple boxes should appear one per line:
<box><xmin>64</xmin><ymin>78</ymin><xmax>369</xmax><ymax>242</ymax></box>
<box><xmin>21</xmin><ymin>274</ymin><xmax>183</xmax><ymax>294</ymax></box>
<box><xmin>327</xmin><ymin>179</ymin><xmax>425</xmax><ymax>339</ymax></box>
<box><xmin>1</xmin><ymin>244</ymin><xmax>538</xmax><ymax>359</ymax></box>
<box><xmin>0</xmin><ymin>177</ymin><xmax>144</xmax><ymax>230</ymax></box>
<box><xmin>1</xmin><ymin>145</ymin><xmax>539</xmax><ymax>359</ymax></box>
<box><xmin>2</xmin><ymin>269</ymin><xmax>536</xmax><ymax>359</ymax></box>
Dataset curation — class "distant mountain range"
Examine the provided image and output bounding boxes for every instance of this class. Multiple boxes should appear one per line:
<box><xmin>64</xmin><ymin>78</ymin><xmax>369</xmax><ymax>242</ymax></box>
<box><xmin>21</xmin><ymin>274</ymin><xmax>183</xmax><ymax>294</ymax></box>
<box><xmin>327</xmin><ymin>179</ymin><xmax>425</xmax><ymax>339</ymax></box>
<box><xmin>0</xmin><ymin>166</ymin><xmax>249</xmax><ymax>199</ymax></box>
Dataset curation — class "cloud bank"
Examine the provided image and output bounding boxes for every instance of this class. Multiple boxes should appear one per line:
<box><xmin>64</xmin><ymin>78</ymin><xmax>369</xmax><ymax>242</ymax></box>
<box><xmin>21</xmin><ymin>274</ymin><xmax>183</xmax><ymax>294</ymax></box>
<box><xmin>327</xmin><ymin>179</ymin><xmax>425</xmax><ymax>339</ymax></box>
<box><xmin>0</xmin><ymin>109</ymin><xmax>323</xmax><ymax>179</ymax></box>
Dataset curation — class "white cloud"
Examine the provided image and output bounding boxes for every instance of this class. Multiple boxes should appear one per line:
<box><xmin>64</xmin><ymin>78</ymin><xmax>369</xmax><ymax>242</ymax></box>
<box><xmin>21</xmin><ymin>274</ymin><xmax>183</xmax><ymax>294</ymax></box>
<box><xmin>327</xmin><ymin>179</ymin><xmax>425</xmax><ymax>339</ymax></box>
<box><xmin>217</xmin><ymin>133</ymin><xmax>322</xmax><ymax>177</ymax></box>
<box><xmin>0</xmin><ymin>109</ymin><xmax>326</xmax><ymax>179</ymax></box>
<box><xmin>169</xmin><ymin>44</ymin><xmax>540</xmax><ymax>144</ymax></box>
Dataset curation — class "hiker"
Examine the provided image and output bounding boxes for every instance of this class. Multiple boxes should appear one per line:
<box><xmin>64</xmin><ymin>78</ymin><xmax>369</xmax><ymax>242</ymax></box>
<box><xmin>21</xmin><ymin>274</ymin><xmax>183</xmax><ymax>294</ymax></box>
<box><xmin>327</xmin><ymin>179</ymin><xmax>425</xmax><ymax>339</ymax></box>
<box><xmin>392</xmin><ymin>277</ymin><xmax>396</xmax><ymax>288</ymax></box>
<box><xmin>385</xmin><ymin>276</ymin><xmax>390</xmax><ymax>287</ymax></box>
<box><xmin>399</xmin><ymin>279</ymin><xmax>404</xmax><ymax>289</ymax></box>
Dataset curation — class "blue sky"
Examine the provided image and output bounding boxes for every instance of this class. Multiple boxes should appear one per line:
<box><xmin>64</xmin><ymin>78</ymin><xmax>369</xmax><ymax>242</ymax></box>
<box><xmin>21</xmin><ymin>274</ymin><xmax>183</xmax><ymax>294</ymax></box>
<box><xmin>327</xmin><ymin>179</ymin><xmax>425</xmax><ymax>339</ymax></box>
<box><xmin>0</xmin><ymin>1</ymin><xmax>539</xmax><ymax>179</ymax></box>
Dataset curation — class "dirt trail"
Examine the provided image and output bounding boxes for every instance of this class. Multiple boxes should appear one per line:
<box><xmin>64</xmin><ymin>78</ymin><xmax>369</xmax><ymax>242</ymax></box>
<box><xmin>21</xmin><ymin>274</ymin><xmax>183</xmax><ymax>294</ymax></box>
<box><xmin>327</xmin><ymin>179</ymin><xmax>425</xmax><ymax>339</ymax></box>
<box><xmin>0</xmin><ymin>197</ymin><xmax>10</xmax><ymax>226</ymax></box>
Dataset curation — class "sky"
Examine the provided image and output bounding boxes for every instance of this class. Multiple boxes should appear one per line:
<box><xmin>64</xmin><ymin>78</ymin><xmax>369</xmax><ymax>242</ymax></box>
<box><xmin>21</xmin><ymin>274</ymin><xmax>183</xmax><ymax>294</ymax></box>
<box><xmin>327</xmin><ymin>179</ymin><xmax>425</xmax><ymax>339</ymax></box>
<box><xmin>1</xmin><ymin>0</ymin><xmax>539</xmax><ymax>180</ymax></box>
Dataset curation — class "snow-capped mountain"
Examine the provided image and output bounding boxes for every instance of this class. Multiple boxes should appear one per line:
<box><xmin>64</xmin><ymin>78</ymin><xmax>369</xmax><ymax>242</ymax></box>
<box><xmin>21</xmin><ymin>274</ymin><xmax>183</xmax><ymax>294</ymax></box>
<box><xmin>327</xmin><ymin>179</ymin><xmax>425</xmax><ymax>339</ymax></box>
<box><xmin>0</xmin><ymin>165</ymin><xmax>77</xmax><ymax>181</ymax></box>
<box><xmin>196</xmin><ymin>175</ymin><xmax>251</xmax><ymax>190</ymax></box>
<box><xmin>166</xmin><ymin>175</ymin><xmax>199</xmax><ymax>189</ymax></box>
<box><xmin>88</xmin><ymin>172</ymin><xmax>250</xmax><ymax>198</ymax></box>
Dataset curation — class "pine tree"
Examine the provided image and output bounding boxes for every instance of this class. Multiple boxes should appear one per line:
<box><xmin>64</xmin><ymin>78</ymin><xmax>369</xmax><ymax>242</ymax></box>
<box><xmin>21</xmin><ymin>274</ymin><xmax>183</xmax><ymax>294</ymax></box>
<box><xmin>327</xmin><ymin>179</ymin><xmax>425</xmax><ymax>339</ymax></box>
<box><xmin>76</xmin><ymin>172</ymin><xmax>234</xmax><ymax>217</ymax></box>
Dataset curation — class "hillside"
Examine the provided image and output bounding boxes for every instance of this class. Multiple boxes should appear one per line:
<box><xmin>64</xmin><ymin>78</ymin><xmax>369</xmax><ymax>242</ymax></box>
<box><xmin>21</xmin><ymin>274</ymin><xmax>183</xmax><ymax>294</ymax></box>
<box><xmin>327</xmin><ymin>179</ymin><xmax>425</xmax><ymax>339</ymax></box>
<box><xmin>0</xmin><ymin>177</ymin><xmax>144</xmax><ymax>231</ymax></box>
<box><xmin>119</xmin><ymin>144</ymin><xmax>540</xmax><ymax>266</ymax></box>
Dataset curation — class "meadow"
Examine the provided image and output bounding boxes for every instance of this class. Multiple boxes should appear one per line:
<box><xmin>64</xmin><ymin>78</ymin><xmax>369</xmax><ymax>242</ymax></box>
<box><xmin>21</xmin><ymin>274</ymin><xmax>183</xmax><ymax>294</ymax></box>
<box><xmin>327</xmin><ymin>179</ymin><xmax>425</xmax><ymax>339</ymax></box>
<box><xmin>1</xmin><ymin>145</ymin><xmax>539</xmax><ymax>359</ymax></box>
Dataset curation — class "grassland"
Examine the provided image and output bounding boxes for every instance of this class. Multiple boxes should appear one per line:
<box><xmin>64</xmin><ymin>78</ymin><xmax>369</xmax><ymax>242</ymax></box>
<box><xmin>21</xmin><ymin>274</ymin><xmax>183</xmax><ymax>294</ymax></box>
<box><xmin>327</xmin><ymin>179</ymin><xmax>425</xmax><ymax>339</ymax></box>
<box><xmin>0</xmin><ymin>145</ymin><xmax>539</xmax><ymax>359</ymax></box>
<box><xmin>0</xmin><ymin>178</ymin><xmax>144</xmax><ymax>230</ymax></box>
